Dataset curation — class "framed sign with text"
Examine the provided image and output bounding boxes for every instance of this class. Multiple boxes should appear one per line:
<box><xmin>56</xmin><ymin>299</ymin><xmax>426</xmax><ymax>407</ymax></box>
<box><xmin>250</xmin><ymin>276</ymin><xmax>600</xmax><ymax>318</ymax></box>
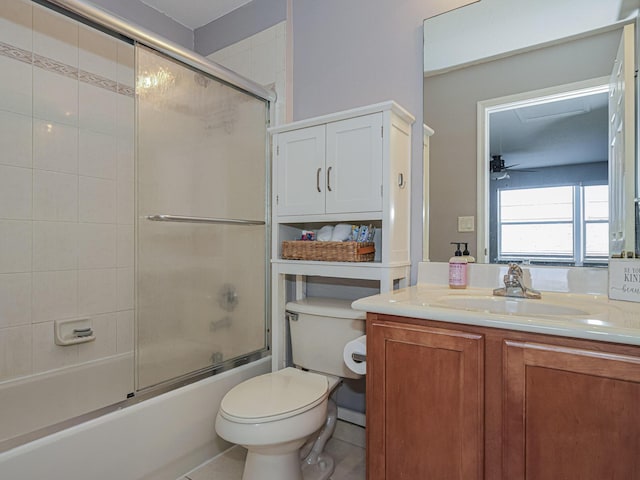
<box><xmin>609</xmin><ymin>258</ymin><xmax>640</xmax><ymax>302</ymax></box>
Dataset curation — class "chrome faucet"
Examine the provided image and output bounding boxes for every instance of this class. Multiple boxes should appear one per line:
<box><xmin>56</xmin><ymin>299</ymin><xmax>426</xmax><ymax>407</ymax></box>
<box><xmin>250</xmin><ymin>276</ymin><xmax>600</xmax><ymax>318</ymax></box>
<box><xmin>493</xmin><ymin>263</ymin><xmax>541</xmax><ymax>299</ymax></box>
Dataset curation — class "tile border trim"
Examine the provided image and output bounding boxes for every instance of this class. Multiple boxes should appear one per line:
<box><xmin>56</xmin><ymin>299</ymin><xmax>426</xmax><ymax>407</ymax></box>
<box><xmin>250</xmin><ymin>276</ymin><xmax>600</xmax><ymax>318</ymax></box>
<box><xmin>0</xmin><ymin>41</ymin><xmax>134</xmax><ymax>98</ymax></box>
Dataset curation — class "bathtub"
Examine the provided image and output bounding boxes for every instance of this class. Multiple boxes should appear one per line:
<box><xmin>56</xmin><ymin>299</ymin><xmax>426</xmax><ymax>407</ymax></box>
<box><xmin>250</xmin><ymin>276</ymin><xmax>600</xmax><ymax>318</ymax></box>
<box><xmin>0</xmin><ymin>356</ymin><xmax>270</xmax><ymax>480</ymax></box>
<box><xmin>0</xmin><ymin>353</ymin><xmax>134</xmax><ymax>445</ymax></box>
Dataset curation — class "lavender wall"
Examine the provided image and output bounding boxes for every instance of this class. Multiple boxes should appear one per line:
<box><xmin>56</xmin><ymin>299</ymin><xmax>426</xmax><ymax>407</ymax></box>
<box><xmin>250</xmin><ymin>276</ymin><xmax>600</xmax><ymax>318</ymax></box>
<box><xmin>195</xmin><ymin>0</ymin><xmax>286</xmax><ymax>55</ymax></box>
<box><xmin>291</xmin><ymin>0</ymin><xmax>477</xmax><ymax>281</ymax></box>
<box><xmin>89</xmin><ymin>0</ymin><xmax>194</xmax><ymax>49</ymax></box>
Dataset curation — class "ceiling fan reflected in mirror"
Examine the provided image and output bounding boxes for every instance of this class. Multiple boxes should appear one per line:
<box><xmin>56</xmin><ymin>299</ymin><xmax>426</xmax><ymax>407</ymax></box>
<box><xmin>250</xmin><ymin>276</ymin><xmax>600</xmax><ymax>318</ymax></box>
<box><xmin>489</xmin><ymin>155</ymin><xmax>537</xmax><ymax>180</ymax></box>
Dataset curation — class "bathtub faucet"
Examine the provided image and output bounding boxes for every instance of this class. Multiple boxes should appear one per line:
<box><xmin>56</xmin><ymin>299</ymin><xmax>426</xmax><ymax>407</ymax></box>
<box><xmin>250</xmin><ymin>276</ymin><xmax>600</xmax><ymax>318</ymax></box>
<box><xmin>493</xmin><ymin>263</ymin><xmax>541</xmax><ymax>299</ymax></box>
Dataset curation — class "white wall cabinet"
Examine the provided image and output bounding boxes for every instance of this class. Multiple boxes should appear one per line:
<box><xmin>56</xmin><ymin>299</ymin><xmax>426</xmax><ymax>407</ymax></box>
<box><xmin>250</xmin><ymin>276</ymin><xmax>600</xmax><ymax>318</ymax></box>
<box><xmin>275</xmin><ymin>125</ymin><xmax>326</xmax><ymax>215</ymax></box>
<box><xmin>276</xmin><ymin>113</ymin><xmax>384</xmax><ymax>216</ymax></box>
<box><xmin>326</xmin><ymin>113</ymin><xmax>384</xmax><ymax>213</ymax></box>
<box><xmin>269</xmin><ymin>101</ymin><xmax>415</xmax><ymax>370</ymax></box>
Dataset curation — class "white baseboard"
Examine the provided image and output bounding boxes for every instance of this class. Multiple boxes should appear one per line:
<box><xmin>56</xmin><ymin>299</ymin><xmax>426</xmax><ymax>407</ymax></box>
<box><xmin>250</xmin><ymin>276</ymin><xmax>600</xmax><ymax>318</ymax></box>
<box><xmin>337</xmin><ymin>407</ymin><xmax>365</xmax><ymax>427</ymax></box>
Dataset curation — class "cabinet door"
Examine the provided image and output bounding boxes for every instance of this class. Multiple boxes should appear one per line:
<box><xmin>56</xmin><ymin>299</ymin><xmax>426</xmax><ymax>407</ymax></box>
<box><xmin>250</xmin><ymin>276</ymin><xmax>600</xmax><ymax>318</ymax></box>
<box><xmin>275</xmin><ymin>125</ymin><xmax>325</xmax><ymax>216</ymax></box>
<box><xmin>503</xmin><ymin>341</ymin><xmax>640</xmax><ymax>480</ymax></box>
<box><xmin>367</xmin><ymin>319</ymin><xmax>484</xmax><ymax>480</ymax></box>
<box><xmin>325</xmin><ymin>113</ymin><xmax>383</xmax><ymax>214</ymax></box>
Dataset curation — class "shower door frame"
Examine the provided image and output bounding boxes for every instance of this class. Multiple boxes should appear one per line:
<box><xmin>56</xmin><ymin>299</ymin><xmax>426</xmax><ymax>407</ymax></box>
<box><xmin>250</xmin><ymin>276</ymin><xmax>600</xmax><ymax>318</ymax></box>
<box><xmin>43</xmin><ymin>0</ymin><xmax>276</xmax><ymax>389</ymax></box>
<box><xmin>0</xmin><ymin>0</ymin><xmax>274</xmax><ymax>452</ymax></box>
<box><xmin>134</xmin><ymin>42</ymin><xmax>274</xmax><ymax>392</ymax></box>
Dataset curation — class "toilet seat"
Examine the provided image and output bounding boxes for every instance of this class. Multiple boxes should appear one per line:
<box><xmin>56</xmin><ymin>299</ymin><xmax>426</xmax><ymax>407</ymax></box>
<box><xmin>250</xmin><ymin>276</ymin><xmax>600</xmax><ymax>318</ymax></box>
<box><xmin>219</xmin><ymin>368</ymin><xmax>329</xmax><ymax>424</ymax></box>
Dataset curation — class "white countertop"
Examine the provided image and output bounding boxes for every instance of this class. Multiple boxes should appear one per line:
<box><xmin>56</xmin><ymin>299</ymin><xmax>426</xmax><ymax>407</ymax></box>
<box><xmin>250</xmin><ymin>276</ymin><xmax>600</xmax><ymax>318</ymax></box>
<box><xmin>352</xmin><ymin>284</ymin><xmax>640</xmax><ymax>346</ymax></box>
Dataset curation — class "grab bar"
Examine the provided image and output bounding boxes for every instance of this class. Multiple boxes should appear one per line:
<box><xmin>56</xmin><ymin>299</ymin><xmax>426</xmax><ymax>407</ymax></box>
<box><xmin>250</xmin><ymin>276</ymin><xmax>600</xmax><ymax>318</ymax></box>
<box><xmin>146</xmin><ymin>215</ymin><xmax>265</xmax><ymax>226</ymax></box>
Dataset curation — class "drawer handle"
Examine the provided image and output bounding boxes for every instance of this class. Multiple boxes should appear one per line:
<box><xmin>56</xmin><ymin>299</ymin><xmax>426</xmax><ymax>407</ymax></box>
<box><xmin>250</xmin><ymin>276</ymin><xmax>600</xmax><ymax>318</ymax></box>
<box><xmin>316</xmin><ymin>168</ymin><xmax>322</xmax><ymax>193</ymax></box>
<box><xmin>327</xmin><ymin>166</ymin><xmax>333</xmax><ymax>192</ymax></box>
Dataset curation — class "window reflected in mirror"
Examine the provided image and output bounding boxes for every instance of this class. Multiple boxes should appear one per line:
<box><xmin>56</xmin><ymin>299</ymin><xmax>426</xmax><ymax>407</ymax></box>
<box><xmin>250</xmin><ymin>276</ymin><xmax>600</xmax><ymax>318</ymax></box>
<box><xmin>496</xmin><ymin>185</ymin><xmax>608</xmax><ymax>265</ymax></box>
<box><xmin>483</xmin><ymin>84</ymin><xmax>611</xmax><ymax>266</ymax></box>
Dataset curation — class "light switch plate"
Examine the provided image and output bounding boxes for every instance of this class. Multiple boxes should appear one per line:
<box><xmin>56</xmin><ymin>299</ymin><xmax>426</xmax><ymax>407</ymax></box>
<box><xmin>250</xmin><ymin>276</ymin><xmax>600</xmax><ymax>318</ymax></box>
<box><xmin>458</xmin><ymin>216</ymin><xmax>475</xmax><ymax>232</ymax></box>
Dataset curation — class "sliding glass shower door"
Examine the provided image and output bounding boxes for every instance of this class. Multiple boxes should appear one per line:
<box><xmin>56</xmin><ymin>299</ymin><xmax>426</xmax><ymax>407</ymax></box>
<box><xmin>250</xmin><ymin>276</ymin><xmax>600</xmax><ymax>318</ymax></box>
<box><xmin>136</xmin><ymin>46</ymin><xmax>270</xmax><ymax>389</ymax></box>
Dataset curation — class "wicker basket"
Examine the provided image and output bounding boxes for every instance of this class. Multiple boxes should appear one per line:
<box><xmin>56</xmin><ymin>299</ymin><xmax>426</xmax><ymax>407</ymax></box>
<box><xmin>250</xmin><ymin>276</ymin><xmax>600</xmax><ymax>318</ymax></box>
<box><xmin>281</xmin><ymin>241</ymin><xmax>375</xmax><ymax>262</ymax></box>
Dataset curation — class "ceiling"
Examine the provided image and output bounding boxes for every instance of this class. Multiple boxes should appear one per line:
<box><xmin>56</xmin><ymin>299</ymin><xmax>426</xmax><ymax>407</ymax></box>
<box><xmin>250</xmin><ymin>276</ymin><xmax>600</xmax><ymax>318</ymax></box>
<box><xmin>489</xmin><ymin>92</ymin><xmax>609</xmax><ymax>170</ymax></box>
<box><xmin>139</xmin><ymin>0</ymin><xmax>252</xmax><ymax>29</ymax></box>
<box><xmin>424</xmin><ymin>0</ymin><xmax>634</xmax><ymax>74</ymax></box>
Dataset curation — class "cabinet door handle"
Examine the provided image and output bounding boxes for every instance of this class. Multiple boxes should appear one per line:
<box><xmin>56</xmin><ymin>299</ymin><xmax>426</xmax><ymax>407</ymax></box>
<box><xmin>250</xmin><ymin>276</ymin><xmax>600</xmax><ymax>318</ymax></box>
<box><xmin>398</xmin><ymin>172</ymin><xmax>406</xmax><ymax>189</ymax></box>
<box><xmin>316</xmin><ymin>168</ymin><xmax>322</xmax><ymax>192</ymax></box>
<box><xmin>327</xmin><ymin>166</ymin><xmax>333</xmax><ymax>192</ymax></box>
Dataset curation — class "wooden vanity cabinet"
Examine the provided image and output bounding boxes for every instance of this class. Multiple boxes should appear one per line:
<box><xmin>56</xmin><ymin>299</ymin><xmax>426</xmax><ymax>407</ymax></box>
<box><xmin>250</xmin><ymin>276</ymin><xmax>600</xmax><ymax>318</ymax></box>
<box><xmin>503</xmin><ymin>340</ymin><xmax>640</xmax><ymax>480</ymax></box>
<box><xmin>367</xmin><ymin>314</ymin><xmax>640</xmax><ymax>480</ymax></box>
<box><xmin>367</xmin><ymin>317</ymin><xmax>484</xmax><ymax>480</ymax></box>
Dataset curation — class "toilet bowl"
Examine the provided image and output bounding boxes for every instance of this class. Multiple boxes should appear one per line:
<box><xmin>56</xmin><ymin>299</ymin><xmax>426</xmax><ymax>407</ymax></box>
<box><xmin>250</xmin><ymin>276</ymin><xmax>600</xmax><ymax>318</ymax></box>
<box><xmin>215</xmin><ymin>368</ymin><xmax>340</xmax><ymax>480</ymax></box>
<box><xmin>215</xmin><ymin>298</ymin><xmax>365</xmax><ymax>480</ymax></box>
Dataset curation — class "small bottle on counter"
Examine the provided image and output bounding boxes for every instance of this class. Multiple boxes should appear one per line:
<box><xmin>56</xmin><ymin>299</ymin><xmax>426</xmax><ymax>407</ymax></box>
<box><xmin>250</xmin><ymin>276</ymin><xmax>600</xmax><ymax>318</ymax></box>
<box><xmin>462</xmin><ymin>242</ymin><xmax>476</xmax><ymax>263</ymax></box>
<box><xmin>449</xmin><ymin>242</ymin><xmax>468</xmax><ymax>289</ymax></box>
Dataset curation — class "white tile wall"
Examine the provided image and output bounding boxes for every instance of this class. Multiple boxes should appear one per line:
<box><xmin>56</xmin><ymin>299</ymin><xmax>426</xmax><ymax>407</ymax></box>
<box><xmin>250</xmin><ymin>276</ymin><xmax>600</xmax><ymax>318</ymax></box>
<box><xmin>33</xmin><ymin>4</ymin><xmax>79</xmax><ymax>67</ymax></box>
<box><xmin>0</xmin><ymin>2</ymin><xmax>135</xmax><ymax>385</ymax></box>
<box><xmin>33</xmin><ymin>221</ymin><xmax>78</xmax><ymax>271</ymax></box>
<box><xmin>0</xmin><ymin>56</ymin><xmax>32</xmax><ymax>116</ymax></box>
<box><xmin>0</xmin><ymin>165</ymin><xmax>32</xmax><ymax>220</ymax></box>
<box><xmin>116</xmin><ymin>224</ymin><xmax>134</xmax><ymax>268</ymax></box>
<box><xmin>33</xmin><ymin>170</ymin><xmax>78</xmax><ymax>222</ymax></box>
<box><xmin>78</xmin><ymin>312</ymin><xmax>117</xmax><ymax>362</ymax></box>
<box><xmin>79</xmin><ymin>176</ymin><xmax>117</xmax><ymax>223</ymax></box>
<box><xmin>78</xmin><ymin>268</ymin><xmax>117</xmax><ymax>317</ymax></box>
<box><xmin>79</xmin><ymin>25</ymin><xmax>118</xmax><ymax>79</ymax></box>
<box><xmin>33</xmin><ymin>119</ymin><xmax>79</xmax><ymax>174</ymax></box>
<box><xmin>117</xmin><ymin>267</ymin><xmax>134</xmax><ymax>311</ymax></box>
<box><xmin>78</xmin><ymin>223</ymin><xmax>116</xmax><ymax>269</ymax></box>
<box><xmin>207</xmin><ymin>22</ymin><xmax>287</xmax><ymax>126</ymax></box>
<box><xmin>32</xmin><ymin>270</ymin><xmax>78</xmax><ymax>323</ymax></box>
<box><xmin>33</xmin><ymin>69</ymin><xmax>79</xmax><ymax>126</ymax></box>
<box><xmin>0</xmin><ymin>221</ymin><xmax>32</xmax><ymax>274</ymax></box>
<box><xmin>0</xmin><ymin>273</ymin><xmax>31</xmax><ymax>328</ymax></box>
<box><xmin>0</xmin><ymin>111</ymin><xmax>32</xmax><ymax>168</ymax></box>
<box><xmin>117</xmin><ymin>42</ymin><xmax>135</xmax><ymax>89</ymax></box>
<box><xmin>0</xmin><ymin>0</ymin><xmax>33</xmax><ymax>51</ymax></box>
<box><xmin>116</xmin><ymin>309</ymin><xmax>134</xmax><ymax>354</ymax></box>
<box><xmin>116</xmin><ymin>161</ymin><xmax>135</xmax><ymax>225</ymax></box>
<box><xmin>79</xmin><ymin>130</ymin><xmax>117</xmax><ymax>179</ymax></box>
<box><xmin>32</xmin><ymin>321</ymin><xmax>79</xmax><ymax>372</ymax></box>
<box><xmin>79</xmin><ymin>83</ymin><xmax>117</xmax><ymax>135</ymax></box>
<box><xmin>0</xmin><ymin>325</ymin><xmax>32</xmax><ymax>380</ymax></box>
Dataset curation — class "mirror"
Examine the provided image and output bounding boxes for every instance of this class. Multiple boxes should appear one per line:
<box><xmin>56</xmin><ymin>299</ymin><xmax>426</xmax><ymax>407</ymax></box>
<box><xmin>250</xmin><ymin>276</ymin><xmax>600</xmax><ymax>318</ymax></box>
<box><xmin>422</xmin><ymin>0</ymin><xmax>639</xmax><ymax>264</ymax></box>
<box><xmin>483</xmin><ymin>82</ymin><xmax>610</xmax><ymax>266</ymax></box>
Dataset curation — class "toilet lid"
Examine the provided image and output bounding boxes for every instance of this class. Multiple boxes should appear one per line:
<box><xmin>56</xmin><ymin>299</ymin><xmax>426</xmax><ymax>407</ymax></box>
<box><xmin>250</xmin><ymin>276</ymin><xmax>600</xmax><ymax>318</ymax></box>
<box><xmin>220</xmin><ymin>368</ymin><xmax>328</xmax><ymax>422</ymax></box>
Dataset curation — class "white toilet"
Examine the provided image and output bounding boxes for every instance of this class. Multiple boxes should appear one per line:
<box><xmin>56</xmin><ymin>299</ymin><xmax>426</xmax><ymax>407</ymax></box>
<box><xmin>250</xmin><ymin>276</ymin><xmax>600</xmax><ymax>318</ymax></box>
<box><xmin>215</xmin><ymin>297</ymin><xmax>366</xmax><ymax>480</ymax></box>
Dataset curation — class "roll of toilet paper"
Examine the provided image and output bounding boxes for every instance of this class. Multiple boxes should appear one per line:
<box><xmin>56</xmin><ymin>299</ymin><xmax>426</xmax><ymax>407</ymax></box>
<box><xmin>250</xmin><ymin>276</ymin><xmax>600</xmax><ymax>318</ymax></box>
<box><xmin>343</xmin><ymin>335</ymin><xmax>367</xmax><ymax>375</ymax></box>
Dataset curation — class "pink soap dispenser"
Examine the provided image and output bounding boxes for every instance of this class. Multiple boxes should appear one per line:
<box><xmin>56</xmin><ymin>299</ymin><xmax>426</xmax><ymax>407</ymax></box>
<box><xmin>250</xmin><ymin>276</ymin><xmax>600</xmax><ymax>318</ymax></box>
<box><xmin>449</xmin><ymin>242</ymin><xmax>468</xmax><ymax>289</ymax></box>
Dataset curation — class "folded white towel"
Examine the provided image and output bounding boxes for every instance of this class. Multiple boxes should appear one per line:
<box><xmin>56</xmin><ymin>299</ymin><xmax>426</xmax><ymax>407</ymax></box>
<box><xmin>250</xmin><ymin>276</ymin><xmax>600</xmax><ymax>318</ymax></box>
<box><xmin>331</xmin><ymin>223</ymin><xmax>352</xmax><ymax>241</ymax></box>
<box><xmin>317</xmin><ymin>225</ymin><xmax>334</xmax><ymax>241</ymax></box>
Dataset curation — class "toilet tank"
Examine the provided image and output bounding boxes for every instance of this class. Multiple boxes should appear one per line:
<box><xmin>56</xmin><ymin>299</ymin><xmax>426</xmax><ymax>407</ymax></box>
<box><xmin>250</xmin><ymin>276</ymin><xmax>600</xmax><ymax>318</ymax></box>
<box><xmin>286</xmin><ymin>297</ymin><xmax>366</xmax><ymax>379</ymax></box>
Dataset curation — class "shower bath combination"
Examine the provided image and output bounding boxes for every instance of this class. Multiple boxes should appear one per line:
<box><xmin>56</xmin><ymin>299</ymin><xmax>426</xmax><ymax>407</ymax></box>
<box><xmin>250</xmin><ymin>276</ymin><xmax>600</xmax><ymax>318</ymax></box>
<box><xmin>0</xmin><ymin>0</ymin><xmax>273</xmax><ymax>451</ymax></box>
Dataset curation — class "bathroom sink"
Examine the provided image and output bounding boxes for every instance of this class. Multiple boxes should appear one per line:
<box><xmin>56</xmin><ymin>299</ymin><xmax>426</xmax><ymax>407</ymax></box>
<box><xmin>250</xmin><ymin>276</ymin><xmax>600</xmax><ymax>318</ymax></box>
<box><xmin>433</xmin><ymin>296</ymin><xmax>591</xmax><ymax>317</ymax></box>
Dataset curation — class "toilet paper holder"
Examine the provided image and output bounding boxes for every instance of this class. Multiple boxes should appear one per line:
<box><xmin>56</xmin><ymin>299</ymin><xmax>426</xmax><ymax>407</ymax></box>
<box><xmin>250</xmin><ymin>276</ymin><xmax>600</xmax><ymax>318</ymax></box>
<box><xmin>351</xmin><ymin>352</ymin><xmax>366</xmax><ymax>363</ymax></box>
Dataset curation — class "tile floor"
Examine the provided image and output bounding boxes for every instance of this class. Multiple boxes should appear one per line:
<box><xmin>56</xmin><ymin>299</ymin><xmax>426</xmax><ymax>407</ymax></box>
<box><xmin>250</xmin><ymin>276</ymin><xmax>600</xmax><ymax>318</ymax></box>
<box><xmin>180</xmin><ymin>422</ymin><xmax>365</xmax><ymax>480</ymax></box>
